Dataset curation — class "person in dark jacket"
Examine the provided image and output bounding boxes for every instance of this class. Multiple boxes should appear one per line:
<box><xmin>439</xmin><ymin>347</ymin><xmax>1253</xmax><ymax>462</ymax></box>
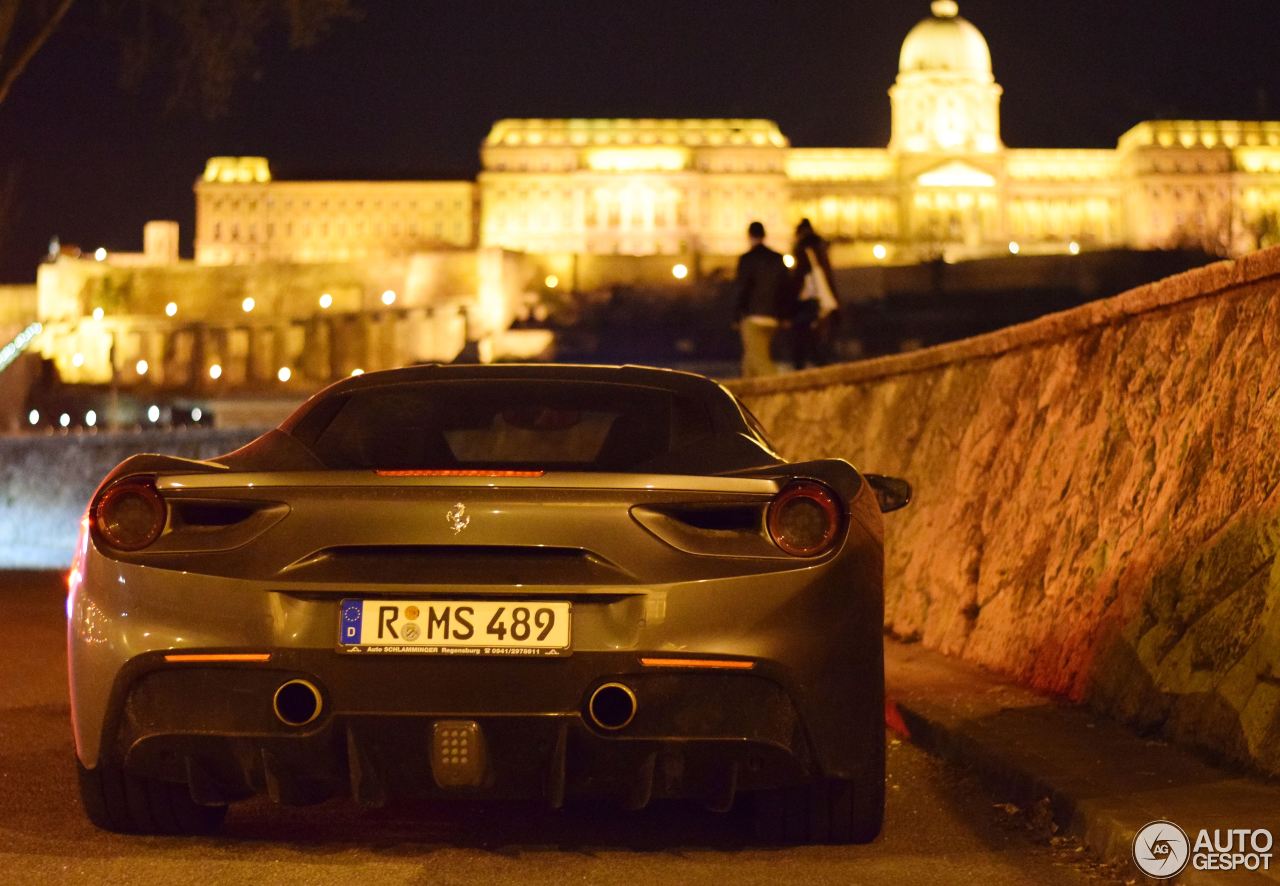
<box><xmin>789</xmin><ymin>218</ymin><xmax>841</xmax><ymax>369</ymax></box>
<box><xmin>733</xmin><ymin>220</ymin><xmax>790</xmax><ymax>377</ymax></box>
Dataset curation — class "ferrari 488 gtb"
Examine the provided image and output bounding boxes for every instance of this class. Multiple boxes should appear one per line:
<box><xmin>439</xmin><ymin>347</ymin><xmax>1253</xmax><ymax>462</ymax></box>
<box><xmin>67</xmin><ymin>364</ymin><xmax>908</xmax><ymax>843</ymax></box>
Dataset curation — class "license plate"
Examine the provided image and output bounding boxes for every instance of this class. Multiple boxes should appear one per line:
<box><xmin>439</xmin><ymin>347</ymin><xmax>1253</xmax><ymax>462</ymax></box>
<box><xmin>338</xmin><ymin>599</ymin><xmax>571</xmax><ymax>657</ymax></box>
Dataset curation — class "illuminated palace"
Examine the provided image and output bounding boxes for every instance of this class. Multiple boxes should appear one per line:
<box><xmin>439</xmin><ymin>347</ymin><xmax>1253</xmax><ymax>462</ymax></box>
<box><xmin>19</xmin><ymin>0</ymin><xmax>1280</xmax><ymax>407</ymax></box>
<box><xmin>195</xmin><ymin>0</ymin><xmax>1280</xmax><ymax>271</ymax></box>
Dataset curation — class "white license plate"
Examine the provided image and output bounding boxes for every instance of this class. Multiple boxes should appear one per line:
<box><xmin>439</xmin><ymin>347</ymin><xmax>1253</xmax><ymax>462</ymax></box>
<box><xmin>338</xmin><ymin>599</ymin><xmax>571</xmax><ymax>657</ymax></box>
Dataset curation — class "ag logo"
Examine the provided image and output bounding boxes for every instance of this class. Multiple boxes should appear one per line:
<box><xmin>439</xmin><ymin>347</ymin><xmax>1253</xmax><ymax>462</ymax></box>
<box><xmin>447</xmin><ymin>502</ymin><xmax>470</xmax><ymax>534</ymax></box>
<box><xmin>1133</xmin><ymin>820</ymin><xmax>1190</xmax><ymax>879</ymax></box>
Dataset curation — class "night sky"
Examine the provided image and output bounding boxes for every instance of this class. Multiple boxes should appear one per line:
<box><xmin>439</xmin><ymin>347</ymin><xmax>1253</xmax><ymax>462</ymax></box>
<box><xmin>3</xmin><ymin>0</ymin><xmax>1280</xmax><ymax>282</ymax></box>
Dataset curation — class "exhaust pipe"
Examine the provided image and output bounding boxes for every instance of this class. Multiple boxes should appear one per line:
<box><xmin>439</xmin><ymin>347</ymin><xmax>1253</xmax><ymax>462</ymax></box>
<box><xmin>587</xmin><ymin>682</ymin><xmax>637</xmax><ymax>731</ymax></box>
<box><xmin>273</xmin><ymin>679</ymin><xmax>323</xmax><ymax>727</ymax></box>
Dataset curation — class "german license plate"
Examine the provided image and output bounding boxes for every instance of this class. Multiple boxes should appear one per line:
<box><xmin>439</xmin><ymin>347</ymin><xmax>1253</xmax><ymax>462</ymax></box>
<box><xmin>338</xmin><ymin>599</ymin><xmax>571</xmax><ymax>657</ymax></box>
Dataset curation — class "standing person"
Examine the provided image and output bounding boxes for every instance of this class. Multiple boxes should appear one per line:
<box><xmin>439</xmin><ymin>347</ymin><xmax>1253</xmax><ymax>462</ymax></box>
<box><xmin>733</xmin><ymin>220</ymin><xmax>790</xmax><ymax>378</ymax></box>
<box><xmin>790</xmin><ymin>218</ymin><xmax>841</xmax><ymax>370</ymax></box>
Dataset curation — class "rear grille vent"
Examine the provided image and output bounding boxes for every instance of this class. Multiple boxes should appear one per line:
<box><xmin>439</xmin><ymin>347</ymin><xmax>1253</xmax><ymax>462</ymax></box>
<box><xmin>172</xmin><ymin>502</ymin><xmax>258</xmax><ymax>527</ymax></box>
<box><xmin>662</xmin><ymin>505</ymin><xmax>763</xmax><ymax>532</ymax></box>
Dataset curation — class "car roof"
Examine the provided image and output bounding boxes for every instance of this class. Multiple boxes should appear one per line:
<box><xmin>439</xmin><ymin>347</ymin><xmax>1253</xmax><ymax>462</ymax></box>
<box><xmin>279</xmin><ymin>363</ymin><xmax>750</xmax><ymax>435</ymax></box>
<box><xmin>330</xmin><ymin>362</ymin><xmax>724</xmax><ymax>393</ymax></box>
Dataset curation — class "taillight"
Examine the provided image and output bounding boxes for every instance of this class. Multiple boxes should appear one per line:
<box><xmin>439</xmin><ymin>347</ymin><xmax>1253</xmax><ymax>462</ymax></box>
<box><xmin>767</xmin><ymin>481</ymin><xmax>841</xmax><ymax>557</ymax></box>
<box><xmin>91</xmin><ymin>479</ymin><xmax>167</xmax><ymax>551</ymax></box>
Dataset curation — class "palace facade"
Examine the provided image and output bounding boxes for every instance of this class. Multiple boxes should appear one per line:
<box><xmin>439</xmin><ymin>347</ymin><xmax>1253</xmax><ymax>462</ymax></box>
<box><xmin>193</xmin><ymin>0</ymin><xmax>1280</xmax><ymax>270</ymax></box>
<box><xmin>15</xmin><ymin>0</ymin><xmax>1280</xmax><ymax>420</ymax></box>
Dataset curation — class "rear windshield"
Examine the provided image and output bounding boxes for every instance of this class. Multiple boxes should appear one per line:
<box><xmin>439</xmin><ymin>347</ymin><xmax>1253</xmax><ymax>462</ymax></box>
<box><xmin>303</xmin><ymin>380</ymin><xmax>715</xmax><ymax>472</ymax></box>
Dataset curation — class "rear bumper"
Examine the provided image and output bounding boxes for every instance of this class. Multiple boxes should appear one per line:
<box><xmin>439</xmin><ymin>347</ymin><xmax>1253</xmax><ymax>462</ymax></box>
<box><xmin>69</xmin><ymin>504</ymin><xmax>886</xmax><ymax>794</ymax></box>
<box><xmin>114</xmin><ymin>654</ymin><xmax>817</xmax><ymax>807</ymax></box>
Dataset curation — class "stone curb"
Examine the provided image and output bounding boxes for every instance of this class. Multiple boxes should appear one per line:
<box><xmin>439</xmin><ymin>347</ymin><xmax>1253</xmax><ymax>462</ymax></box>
<box><xmin>885</xmin><ymin>641</ymin><xmax>1280</xmax><ymax>885</ymax></box>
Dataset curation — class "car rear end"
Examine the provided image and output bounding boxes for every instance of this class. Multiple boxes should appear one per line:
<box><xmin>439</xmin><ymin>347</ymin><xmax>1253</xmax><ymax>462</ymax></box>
<box><xmin>68</xmin><ymin>366</ymin><xmax>887</xmax><ymax>841</ymax></box>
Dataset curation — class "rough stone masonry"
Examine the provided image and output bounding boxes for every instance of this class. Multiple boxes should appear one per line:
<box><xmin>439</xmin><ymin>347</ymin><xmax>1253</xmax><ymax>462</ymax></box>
<box><xmin>733</xmin><ymin>247</ymin><xmax>1280</xmax><ymax>778</ymax></box>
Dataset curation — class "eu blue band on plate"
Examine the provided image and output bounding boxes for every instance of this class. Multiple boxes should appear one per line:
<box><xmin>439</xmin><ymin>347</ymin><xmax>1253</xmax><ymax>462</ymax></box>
<box><xmin>340</xmin><ymin>599</ymin><xmax>363</xmax><ymax>645</ymax></box>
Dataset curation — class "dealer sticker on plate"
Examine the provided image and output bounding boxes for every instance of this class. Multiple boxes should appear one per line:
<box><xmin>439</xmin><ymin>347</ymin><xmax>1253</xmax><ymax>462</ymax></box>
<box><xmin>338</xmin><ymin>599</ymin><xmax>571</xmax><ymax>656</ymax></box>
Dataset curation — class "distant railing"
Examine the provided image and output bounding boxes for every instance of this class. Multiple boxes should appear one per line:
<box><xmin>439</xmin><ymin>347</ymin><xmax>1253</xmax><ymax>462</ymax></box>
<box><xmin>0</xmin><ymin>322</ymin><xmax>41</xmax><ymax>375</ymax></box>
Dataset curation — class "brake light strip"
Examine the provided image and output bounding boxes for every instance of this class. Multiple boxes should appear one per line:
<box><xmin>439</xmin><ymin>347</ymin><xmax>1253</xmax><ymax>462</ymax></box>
<box><xmin>375</xmin><ymin>469</ymin><xmax>546</xmax><ymax>478</ymax></box>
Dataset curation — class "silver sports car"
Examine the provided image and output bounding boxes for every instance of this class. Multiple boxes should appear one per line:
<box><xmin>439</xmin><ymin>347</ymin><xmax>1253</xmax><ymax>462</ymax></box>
<box><xmin>67</xmin><ymin>364</ymin><xmax>908</xmax><ymax>843</ymax></box>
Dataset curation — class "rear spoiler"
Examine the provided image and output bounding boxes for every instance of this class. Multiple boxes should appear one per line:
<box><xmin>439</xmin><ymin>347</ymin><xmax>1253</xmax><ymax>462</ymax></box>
<box><xmin>94</xmin><ymin>454</ymin><xmax>229</xmax><ymax>499</ymax></box>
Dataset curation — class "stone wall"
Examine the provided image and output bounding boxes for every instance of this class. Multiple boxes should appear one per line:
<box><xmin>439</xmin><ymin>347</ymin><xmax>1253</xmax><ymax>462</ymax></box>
<box><xmin>732</xmin><ymin>247</ymin><xmax>1280</xmax><ymax>777</ymax></box>
<box><xmin>0</xmin><ymin>428</ymin><xmax>257</xmax><ymax>568</ymax></box>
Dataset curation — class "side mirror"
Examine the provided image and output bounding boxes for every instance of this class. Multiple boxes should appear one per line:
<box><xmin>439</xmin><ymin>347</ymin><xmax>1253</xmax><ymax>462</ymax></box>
<box><xmin>865</xmin><ymin>474</ymin><xmax>912</xmax><ymax>513</ymax></box>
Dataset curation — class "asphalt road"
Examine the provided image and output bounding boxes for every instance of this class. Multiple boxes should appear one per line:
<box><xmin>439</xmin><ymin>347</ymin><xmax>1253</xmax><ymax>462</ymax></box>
<box><xmin>0</xmin><ymin>571</ymin><xmax>1124</xmax><ymax>885</ymax></box>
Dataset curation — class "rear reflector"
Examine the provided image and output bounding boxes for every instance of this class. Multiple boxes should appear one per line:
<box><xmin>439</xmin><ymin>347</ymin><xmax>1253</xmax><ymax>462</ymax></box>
<box><xmin>375</xmin><ymin>469</ymin><xmax>546</xmax><ymax>478</ymax></box>
<box><xmin>639</xmin><ymin>657</ymin><xmax>755</xmax><ymax>670</ymax></box>
<box><xmin>163</xmin><ymin>653</ymin><xmax>272</xmax><ymax>663</ymax></box>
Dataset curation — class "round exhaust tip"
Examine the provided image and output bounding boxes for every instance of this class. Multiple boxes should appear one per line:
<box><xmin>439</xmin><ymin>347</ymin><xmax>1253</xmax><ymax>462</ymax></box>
<box><xmin>273</xmin><ymin>679</ymin><xmax>323</xmax><ymax>727</ymax></box>
<box><xmin>587</xmin><ymin>682</ymin><xmax>637</xmax><ymax>731</ymax></box>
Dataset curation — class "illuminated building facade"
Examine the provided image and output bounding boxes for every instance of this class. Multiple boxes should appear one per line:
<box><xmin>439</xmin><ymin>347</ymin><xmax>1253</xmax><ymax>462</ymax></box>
<box><xmin>192</xmin><ymin>1</ymin><xmax>1280</xmax><ymax>270</ymax></box>
<box><xmin>478</xmin><ymin>118</ymin><xmax>790</xmax><ymax>258</ymax></box>
<box><xmin>16</xmin><ymin>0</ymin><xmax>1280</xmax><ymax>419</ymax></box>
<box><xmin>195</xmin><ymin>157</ymin><xmax>474</xmax><ymax>265</ymax></box>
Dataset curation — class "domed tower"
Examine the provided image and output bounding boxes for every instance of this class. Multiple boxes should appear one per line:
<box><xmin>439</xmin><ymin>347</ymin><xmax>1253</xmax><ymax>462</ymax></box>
<box><xmin>889</xmin><ymin>1</ymin><xmax>1002</xmax><ymax>154</ymax></box>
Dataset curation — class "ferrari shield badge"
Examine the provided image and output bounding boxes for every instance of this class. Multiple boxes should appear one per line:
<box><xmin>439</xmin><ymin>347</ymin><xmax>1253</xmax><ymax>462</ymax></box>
<box><xmin>447</xmin><ymin>502</ymin><xmax>470</xmax><ymax>534</ymax></box>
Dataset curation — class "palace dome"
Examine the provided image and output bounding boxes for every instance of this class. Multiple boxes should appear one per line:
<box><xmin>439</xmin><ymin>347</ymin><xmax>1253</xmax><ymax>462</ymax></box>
<box><xmin>899</xmin><ymin>1</ymin><xmax>992</xmax><ymax>78</ymax></box>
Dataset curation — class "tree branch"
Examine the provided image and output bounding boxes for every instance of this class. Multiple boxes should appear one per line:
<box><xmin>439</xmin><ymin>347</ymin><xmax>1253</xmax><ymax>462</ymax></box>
<box><xmin>0</xmin><ymin>0</ymin><xmax>77</xmax><ymax>106</ymax></box>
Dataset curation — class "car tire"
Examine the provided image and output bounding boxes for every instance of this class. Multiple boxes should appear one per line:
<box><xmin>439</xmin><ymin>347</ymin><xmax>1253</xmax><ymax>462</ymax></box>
<box><xmin>77</xmin><ymin>759</ymin><xmax>227</xmax><ymax>835</ymax></box>
<box><xmin>753</xmin><ymin>769</ymin><xmax>884</xmax><ymax>845</ymax></box>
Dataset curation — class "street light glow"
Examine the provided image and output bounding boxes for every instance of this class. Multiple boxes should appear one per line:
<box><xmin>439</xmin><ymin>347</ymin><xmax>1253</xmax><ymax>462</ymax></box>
<box><xmin>319</xmin><ymin>293</ymin><xmax>333</xmax><ymax>309</ymax></box>
<box><xmin>92</xmin><ymin>307</ymin><xmax>104</xmax><ymax>320</ymax></box>
<box><xmin>672</xmin><ymin>263</ymin><xmax>689</xmax><ymax>280</ymax></box>
<box><xmin>1068</xmin><ymin>240</ymin><xmax>1081</xmax><ymax>255</ymax></box>
<box><xmin>873</xmin><ymin>244</ymin><xmax>888</xmax><ymax>261</ymax></box>
<box><xmin>165</xmin><ymin>302</ymin><xmax>178</xmax><ymax>317</ymax></box>
<box><xmin>783</xmin><ymin>254</ymin><xmax>795</xmax><ymax>269</ymax></box>
<box><xmin>208</xmin><ymin>363</ymin><xmax>223</xmax><ymax>380</ymax></box>
<box><xmin>27</xmin><ymin>409</ymin><xmax>38</xmax><ymax>426</ymax></box>
<box><xmin>381</xmin><ymin>289</ymin><xmax>397</xmax><ymax>306</ymax></box>
<box><xmin>241</xmin><ymin>297</ymin><xmax>255</xmax><ymax>313</ymax></box>
<box><xmin>544</xmin><ymin>275</ymin><xmax>559</xmax><ymax>289</ymax></box>
<box><xmin>135</xmin><ymin>359</ymin><xmax>149</xmax><ymax>376</ymax></box>
<box><xmin>191</xmin><ymin>407</ymin><xmax>203</xmax><ymax>422</ymax></box>
<box><xmin>1009</xmin><ymin>241</ymin><xmax>1021</xmax><ymax>255</ymax></box>
<box><xmin>351</xmin><ymin>368</ymin><xmax>365</xmax><ymax>376</ymax></box>
<box><xmin>59</xmin><ymin>413</ymin><xmax>70</xmax><ymax>428</ymax></box>
<box><xmin>71</xmin><ymin>353</ymin><xmax>85</xmax><ymax>368</ymax></box>
<box><xmin>277</xmin><ymin>366</ymin><xmax>292</xmax><ymax>382</ymax></box>
<box><xmin>147</xmin><ymin>404</ymin><xmax>160</xmax><ymax>423</ymax></box>
<box><xmin>84</xmin><ymin>410</ymin><xmax>97</xmax><ymax>428</ymax></box>
<box><xmin>94</xmin><ymin>247</ymin><xmax>107</xmax><ymax>262</ymax></box>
